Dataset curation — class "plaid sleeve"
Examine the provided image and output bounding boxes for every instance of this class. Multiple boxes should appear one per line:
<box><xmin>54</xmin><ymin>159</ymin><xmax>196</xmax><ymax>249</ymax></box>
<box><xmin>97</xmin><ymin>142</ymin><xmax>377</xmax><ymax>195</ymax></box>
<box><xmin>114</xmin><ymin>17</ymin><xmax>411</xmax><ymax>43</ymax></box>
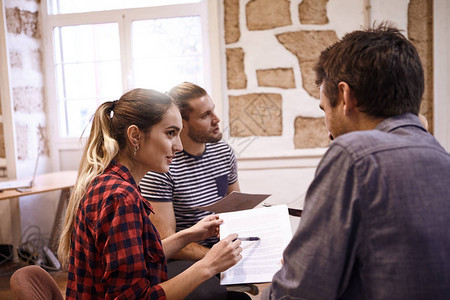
<box><xmin>140</xmin><ymin>171</ymin><xmax>174</xmax><ymax>202</ymax></box>
<box><xmin>99</xmin><ymin>190</ymin><xmax>166</xmax><ymax>299</ymax></box>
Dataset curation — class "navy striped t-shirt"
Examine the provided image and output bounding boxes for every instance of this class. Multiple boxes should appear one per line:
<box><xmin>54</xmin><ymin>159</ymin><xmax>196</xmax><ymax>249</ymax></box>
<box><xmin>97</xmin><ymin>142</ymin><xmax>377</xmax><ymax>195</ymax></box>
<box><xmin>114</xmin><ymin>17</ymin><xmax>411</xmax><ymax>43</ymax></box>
<box><xmin>140</xmin><ymin>141</ymin><xmax>238</xmax><ymax>246</ymax></box>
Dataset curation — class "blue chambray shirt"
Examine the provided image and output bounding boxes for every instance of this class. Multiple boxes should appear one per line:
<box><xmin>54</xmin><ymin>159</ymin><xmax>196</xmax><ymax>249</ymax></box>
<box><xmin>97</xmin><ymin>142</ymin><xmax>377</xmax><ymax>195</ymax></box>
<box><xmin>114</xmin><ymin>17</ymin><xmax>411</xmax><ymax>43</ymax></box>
<box><xmin>263</xmin><ymin>113</ymin><xmax>450</xmax><ymax>300</ymax></box>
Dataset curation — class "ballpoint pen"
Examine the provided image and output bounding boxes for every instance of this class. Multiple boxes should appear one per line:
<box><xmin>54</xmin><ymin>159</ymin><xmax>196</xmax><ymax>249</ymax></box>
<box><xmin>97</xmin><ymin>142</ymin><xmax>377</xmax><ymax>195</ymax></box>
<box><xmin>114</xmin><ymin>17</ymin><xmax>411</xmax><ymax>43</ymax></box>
<box><xmin>236</xmin><ymin>237</ymin><xmax>260</xmax><ymax>241</ymax></box>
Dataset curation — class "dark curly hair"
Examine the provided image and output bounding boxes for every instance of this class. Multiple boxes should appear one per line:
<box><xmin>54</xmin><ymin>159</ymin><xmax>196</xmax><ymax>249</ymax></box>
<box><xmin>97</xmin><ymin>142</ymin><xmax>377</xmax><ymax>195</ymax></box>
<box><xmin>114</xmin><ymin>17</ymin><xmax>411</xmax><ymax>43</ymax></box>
<box><xmin>314</xmin><ymin>22</ymin><xmax>424</xmax><ymax>118</ymax></box>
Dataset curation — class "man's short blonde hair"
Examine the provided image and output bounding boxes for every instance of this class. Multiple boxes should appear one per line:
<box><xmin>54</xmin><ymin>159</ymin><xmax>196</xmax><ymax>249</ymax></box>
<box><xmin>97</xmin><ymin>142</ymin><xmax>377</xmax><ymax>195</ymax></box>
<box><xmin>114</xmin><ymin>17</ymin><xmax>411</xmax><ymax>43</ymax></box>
<box><xmin>167</xmin><ymin>82</ymin><xmax>207</xmax><ymax>121</ymax></box>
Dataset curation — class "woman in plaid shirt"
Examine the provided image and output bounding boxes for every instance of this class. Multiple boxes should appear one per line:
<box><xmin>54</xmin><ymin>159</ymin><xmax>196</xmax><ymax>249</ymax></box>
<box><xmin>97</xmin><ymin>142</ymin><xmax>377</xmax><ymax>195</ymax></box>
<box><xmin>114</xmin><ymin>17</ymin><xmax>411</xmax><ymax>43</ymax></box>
<box><xmin>57</xmin><ymin>89</ymin><xmax>242</xmax><ymax>299</ymax></box>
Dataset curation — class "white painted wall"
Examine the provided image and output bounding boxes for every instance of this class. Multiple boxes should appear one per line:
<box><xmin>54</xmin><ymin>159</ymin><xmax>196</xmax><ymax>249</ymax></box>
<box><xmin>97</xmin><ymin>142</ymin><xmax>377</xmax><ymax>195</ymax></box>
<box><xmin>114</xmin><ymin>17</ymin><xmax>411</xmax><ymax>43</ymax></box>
<box><xmin>433</xmin><ymin>0</ymin><xmax>450</xmax><ymax>152</ymax></box>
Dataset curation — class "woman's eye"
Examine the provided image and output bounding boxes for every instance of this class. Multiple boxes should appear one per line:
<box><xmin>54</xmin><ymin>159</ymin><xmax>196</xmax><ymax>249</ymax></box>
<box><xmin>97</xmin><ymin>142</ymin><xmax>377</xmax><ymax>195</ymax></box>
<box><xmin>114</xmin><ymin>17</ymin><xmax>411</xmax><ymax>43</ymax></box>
<box><xmin>168</xmin><ymin>130</ymin><xmax>175</xmax><ymax>137</ymax></box>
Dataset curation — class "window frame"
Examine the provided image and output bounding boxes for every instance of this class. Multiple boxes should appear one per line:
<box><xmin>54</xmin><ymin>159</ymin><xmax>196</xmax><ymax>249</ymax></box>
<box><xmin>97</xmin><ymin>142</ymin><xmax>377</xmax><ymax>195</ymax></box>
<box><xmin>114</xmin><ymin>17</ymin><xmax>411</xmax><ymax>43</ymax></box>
<box><xmin>41</xmin><ymin>0</ymin><xmax>223</xmax><ymax>170</ymax></box>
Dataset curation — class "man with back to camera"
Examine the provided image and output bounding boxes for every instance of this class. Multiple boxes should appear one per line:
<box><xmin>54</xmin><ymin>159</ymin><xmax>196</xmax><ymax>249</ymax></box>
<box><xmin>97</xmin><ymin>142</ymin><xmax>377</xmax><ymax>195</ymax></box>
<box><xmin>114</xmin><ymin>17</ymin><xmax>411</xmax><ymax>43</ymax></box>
<box><xmin>262</xmin><ymin>23</ymin><xmax>450</xmax><ymax>299</ymax></box>
<box><xmin>140</xmin><ymin>82</ymin><xmax>251</xmax><ymax>299</ymax></box>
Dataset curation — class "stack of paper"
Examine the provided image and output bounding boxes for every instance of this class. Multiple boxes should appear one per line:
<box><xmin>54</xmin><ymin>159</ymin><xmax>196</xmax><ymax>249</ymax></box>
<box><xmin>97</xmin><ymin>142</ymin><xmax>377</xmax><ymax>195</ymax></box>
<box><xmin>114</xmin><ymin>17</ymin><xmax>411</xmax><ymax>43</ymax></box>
<box><xmin>219</xmin><ymin>205</ymin><xmax>292</xmax><ymax>284</ymax></box>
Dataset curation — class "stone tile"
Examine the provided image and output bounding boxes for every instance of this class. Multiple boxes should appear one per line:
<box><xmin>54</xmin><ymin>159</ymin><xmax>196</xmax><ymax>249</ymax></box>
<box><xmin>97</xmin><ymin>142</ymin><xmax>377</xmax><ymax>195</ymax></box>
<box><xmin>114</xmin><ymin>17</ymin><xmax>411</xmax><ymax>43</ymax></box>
<box><xmin>246</xmin><ymin>0</ymin><xmax>291</xmax><ymax>30</ymax></box>
<box><xmin>9</xmin><ymin>50</ymin><xmax>22</xmax><ymax>69</ymax></box>
<box><xmin>299</xmin><ymin>0</ymin><xmax>329</xmax><ymax>24</ymax></box>
<box><xmin>12</xmin><ymin>86</ymin><xmax>45</xmax><ymax>113</ymax></box>
<box><xmin>226</xmin><ymin>48</ymin><xmax>247</xmax><ymax>89</ymax></box>
<box><xmin>298</xmin><ymin>61</ymin><xmax>318</xmax><ymax>98</ymax></box>
<box><xmin>408</xmin><ymin>0</ymin><xmax>433</xmax><ymax>133</ymax></box>
<box><xmin>408</xmin><ymin>0</ymin><xmax>432</xmax><ymax>42</ymax></box>
<box><xmin>30</xmin><ymin>49</ymin><xmax>43</xmax><ymax>71</ymax></box>
<box><xmin>37</xmin><ymin>124</ymin><xmax>50</xmax><ymax>157</ymax></box>
<box><xmin>5</xmin><ymin>7</ymin><xmax>40</xmax><ymax>38</ymax></box>
<box><xmin>229</xmin><ymin>93</ymin><xmax>282</xmax><ymax>137</ymax></box>
<box><xmin>0</xmin><ymin>124</ymin><xmax>5</xmax><ymax>158</ymax></box>
<box><xmin>256</xmin><ymin>68</ymin><xmax>296</xmax><ymax>89</ymax></box>
<box><xmin>15</xmin><ymin>123</ymin><xmax>28</xmax><ymax>160</ymax></box>
<box><xmin>294</xmin><ymin>116</ymin><xmax>330</xmax><ymax>149</ymax></box>
<box><xmin>276</xmin><ymin>30</ymin><xmax>338</xmax><ymax>99</ymax></box>
<box><xmin>5</xmin><ymin>7</ymin><xmax>21</xmax><ymax>34</ymax></box>
<box><xmin>224</xmin><ymin>0</ymin><xmax>240</xmax><ymax>44</ymax></box>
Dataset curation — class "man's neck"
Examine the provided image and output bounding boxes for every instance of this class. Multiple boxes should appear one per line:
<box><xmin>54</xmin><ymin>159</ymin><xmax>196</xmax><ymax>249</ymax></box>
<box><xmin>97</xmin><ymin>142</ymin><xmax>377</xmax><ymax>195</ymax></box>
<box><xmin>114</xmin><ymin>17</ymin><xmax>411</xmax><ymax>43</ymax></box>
<box><xmin>351</xmin><ymin>112</ymin><xmax>385</xmax><ymax>132</ymax></box>
<box><xmin>181</xmin><ymin>134</ymin><xmax>206</xmax><ymax>156</ymax></box>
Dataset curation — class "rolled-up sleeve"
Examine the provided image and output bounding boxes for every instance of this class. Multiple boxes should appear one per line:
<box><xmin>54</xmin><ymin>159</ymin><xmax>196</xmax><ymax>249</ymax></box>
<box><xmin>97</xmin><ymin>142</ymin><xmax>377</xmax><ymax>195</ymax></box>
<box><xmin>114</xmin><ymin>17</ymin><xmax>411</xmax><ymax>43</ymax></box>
<box><xmin>100</xmin><ymin>193</ymin><xmax>167</xmax><ymax>299</ymax></box>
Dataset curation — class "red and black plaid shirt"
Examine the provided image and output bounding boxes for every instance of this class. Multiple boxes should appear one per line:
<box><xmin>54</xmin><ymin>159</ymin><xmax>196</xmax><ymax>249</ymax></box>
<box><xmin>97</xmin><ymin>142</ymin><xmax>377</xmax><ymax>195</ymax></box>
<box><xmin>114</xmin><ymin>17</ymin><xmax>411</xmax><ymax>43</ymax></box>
<box><xmin>66</xmin><ymin>161</ymin><xmax>167</xmax><ymax>299</ymax></box>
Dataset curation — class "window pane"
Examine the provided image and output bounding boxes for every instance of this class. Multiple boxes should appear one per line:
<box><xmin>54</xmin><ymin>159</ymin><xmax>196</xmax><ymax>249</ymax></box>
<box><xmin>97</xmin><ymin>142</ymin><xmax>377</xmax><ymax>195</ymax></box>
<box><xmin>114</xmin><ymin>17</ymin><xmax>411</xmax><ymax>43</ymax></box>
<box><xmin>53</xmin><ymin>23</ymin><xmax>122</xmax><ymax>137</ymax></box>
<box><xmin>48</xmin><ymin>0</ymin><xmax>201</xmax><ymax>15</ymax></box>
<box><xmin>134</xmin><ymin>57</ymin><xmax>203</xmax><ymax>92</ymax></box>
<box><xmin>132</xmin><ymin>16</ymin><xmax>204</xmax><ymax>92</ymax></box>
<box><xmin>55</xmin><ymin>24</ymin><xmax>120</xmax><ymax>63</ymax></box>
<box><xmin>62</xmin><ymin>98</ymin><xmax>99</xmax><ymax>138</ymax></box>
<box><xmin>56</xmin><ymin>62</ymin><xmax>122</xmax><ymax>99</ymax></box>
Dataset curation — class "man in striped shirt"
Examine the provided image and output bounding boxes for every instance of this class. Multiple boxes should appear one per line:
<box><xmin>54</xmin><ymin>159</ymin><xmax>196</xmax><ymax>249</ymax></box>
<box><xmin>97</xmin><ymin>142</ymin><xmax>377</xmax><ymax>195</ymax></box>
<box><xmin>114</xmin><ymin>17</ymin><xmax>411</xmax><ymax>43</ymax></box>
<box><xmin>140</xmin><ymin>82</ymin><xmax>244</xmax><ymax>299</ymax></box>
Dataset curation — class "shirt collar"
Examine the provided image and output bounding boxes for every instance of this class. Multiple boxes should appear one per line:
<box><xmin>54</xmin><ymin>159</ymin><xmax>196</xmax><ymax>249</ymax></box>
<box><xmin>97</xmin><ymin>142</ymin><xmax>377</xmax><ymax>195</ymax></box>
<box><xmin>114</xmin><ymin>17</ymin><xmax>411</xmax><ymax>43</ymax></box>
<box><xmin>181</xmin><ymin>143</ymin><xmax>210</xmax><ymax>160</ymax></box>
<box><xmin>106</xmin><ymin>160</ymin><xmax>138</xmax><ymax>187</ymax></box>
<box><xmin>375</xmin><ymin>113</ymin><xmax>427</xmax><ymax>134</ymax></box>
<box><xmin>106</xmin><ymin>160</ymin><xmax>155</xmax><ymax>212</ymax></box>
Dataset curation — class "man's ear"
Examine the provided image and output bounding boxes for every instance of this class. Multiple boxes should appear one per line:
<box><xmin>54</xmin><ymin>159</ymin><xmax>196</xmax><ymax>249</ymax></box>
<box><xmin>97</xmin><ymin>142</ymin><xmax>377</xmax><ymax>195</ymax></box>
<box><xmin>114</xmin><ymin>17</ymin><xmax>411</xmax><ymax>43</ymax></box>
<box><xmin>338</xmin><ymin>81</ymin><xmax>356</xmax><ymax>115</ymax></box>
<box><xmin>127</xmin><ymin>125</ymin><xmax>141</xmax><ymax>147</ymax></box>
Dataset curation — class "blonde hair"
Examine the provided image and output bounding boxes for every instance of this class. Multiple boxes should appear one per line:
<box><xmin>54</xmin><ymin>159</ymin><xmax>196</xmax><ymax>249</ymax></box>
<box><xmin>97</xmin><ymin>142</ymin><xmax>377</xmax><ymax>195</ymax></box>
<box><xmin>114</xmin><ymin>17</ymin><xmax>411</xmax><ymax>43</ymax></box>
<box><xmin>57</xmin><ymin>89</ymin><xmax>174</xmax><ymax>267</ymax></box>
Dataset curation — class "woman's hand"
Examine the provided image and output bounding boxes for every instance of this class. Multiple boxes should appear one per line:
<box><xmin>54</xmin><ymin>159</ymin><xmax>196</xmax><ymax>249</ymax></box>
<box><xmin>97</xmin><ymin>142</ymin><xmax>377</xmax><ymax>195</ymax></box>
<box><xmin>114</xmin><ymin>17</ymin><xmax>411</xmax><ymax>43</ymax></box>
<box><xmin>197</xmin><ymin>233</ymin><xmax>242</xmax><ymax>277</ymax></box>
<box><xmin>188</xmin><ymin>215</ymin><xmax>223</xmax><ymax>242</ymax></box>
<box><xmin>159</xmin><ymin>234</ymin><xmax>242</xmax><ymax>299</ymax></box>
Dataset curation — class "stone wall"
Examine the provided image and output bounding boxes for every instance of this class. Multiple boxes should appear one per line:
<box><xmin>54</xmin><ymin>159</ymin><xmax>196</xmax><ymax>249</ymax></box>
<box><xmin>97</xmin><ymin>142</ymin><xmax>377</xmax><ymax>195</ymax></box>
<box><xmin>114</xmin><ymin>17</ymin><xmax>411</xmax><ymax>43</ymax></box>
<box><xmin>408</xmin><ymin>0</ymin><xmax>433</xmax><ymax>133</ymax></box>
<box><xmin>1</xmin><ymin>0</ymin><xmax>55</xmax><ymax>245</ymax></box>
<box><xmin>0</xmin><ymin>95</ymin><xmax>5</xmax><ymax>160</ymax></box>
<box><xmin>223</xmin><ymin>0</ymin><xmax>433</xmax><ymax>156</ymax></box>
<box><xmin>4</xmin><ymin>0</ymin><xmax>49</xmax><ymax>166</ymax></box>
<box><xmin>0</xmin><ymin>121</ymin><xmax>5</xmax><ymax>161</ymax></box>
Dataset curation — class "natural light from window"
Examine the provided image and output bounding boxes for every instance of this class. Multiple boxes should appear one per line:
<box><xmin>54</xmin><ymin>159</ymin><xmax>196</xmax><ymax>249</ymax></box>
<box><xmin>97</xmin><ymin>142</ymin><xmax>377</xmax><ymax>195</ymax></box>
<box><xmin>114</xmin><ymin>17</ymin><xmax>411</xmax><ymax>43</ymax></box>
<box><xmin>46</xmin><ymin>0</ymin><xmax>208</xmax><ymax>138</ymax></box>
<box><xmin>132</xmin><ymin>16</ymin><xmax>203</xmax><ymax>93</ymax></box>
<box><xmin>47</xmin><ymin>0</ymin><xmax>200</xmax><ymax>15</ymax></box>
<box><xmin>54</xmin><ymin>24</ymin><xmax>122</xmax><ymax>137</ymax></box>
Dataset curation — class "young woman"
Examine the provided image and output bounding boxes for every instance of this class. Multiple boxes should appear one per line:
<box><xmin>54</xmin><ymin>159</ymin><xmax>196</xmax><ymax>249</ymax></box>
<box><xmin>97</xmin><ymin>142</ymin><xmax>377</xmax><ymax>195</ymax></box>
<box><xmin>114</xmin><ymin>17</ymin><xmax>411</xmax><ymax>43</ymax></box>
<box><xmin>58</xmin><ymin>88</ymin><xmax>242</xmax><ymax>299</ymax></box>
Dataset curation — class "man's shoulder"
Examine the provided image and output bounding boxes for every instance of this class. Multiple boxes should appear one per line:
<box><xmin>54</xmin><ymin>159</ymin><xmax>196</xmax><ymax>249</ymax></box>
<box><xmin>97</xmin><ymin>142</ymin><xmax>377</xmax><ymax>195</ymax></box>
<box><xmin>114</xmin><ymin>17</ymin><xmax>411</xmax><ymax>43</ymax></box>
<box><xmin>205</xmin><ymin>141</ymin><xmax>236</xmax><ymax>162</ymax></box>
<box><xmin>141</xmin><ymin>170</ymin><xmax>171</xmax><ymax>182</ymax></box>
<box><xmin>168</xmin><ymin>141</ymin><xmax>235</xmax><ymax>169</ymax></box>
<box><xmin>337</xmin><ymin>129</ymin><xmax>387</xmax><ymax>145</ymax></box>
<box><xmin>327</xmin><ymin>130</ymin><xmax>397</xmax><ymax>164</ymax></box>
<box><xmin>332</xmin><ymin>125</ymin><xmax>446</xmax><ymax>162</ymax></box>
<box><xmin>206</xmin><ymin>140</ymin><xmax>233</xmax><ymax>151</ymax></box>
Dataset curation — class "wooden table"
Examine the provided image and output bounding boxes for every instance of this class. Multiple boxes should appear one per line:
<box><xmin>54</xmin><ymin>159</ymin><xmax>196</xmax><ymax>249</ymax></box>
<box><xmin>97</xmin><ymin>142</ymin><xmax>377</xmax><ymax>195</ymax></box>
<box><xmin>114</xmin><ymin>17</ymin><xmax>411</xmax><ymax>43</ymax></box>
<box><xmin>0</xmin><ymin>171</ymin><xmax>77</xmax><ymax>259</ymax></box>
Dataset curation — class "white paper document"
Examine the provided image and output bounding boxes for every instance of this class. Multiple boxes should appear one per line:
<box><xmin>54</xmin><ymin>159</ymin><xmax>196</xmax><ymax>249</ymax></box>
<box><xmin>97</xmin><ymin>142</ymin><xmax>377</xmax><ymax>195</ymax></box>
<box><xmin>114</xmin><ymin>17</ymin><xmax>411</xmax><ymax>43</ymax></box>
<box><xmin>219</xmin><ymin>205</ymin><xmax>292</xmax><ymax>284</ymax></box>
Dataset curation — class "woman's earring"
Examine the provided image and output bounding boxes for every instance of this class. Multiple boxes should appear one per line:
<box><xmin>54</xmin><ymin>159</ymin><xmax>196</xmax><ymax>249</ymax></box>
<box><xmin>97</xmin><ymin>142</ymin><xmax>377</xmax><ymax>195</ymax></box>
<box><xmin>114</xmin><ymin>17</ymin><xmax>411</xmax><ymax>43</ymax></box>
<box><xmin>134</xmin><ymin>144</ymin><xmax>140</xmax><ymax>156</ymax></box>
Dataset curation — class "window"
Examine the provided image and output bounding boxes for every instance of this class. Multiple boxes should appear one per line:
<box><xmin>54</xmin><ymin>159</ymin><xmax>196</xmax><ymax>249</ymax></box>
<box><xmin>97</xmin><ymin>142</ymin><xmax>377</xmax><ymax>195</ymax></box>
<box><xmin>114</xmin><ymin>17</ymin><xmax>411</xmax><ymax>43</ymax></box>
<box><xmin>54</xmin><ymin>23</ymin><xmax>122</xmax><ymax>137</ymax></box>
<box><xmin>132</xmin><ymin>17</ymin><xmax>204</xmax><ymax>92</ymax></box>
<box><xmin>42</xmin><ymin>0</ymin><xmax>213</xmax><ymax>138</ymax></box>
<box><xmin>47</xmin><ymin>0</ymin><xmax>200</xmax><ymax>15</ymax></box>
